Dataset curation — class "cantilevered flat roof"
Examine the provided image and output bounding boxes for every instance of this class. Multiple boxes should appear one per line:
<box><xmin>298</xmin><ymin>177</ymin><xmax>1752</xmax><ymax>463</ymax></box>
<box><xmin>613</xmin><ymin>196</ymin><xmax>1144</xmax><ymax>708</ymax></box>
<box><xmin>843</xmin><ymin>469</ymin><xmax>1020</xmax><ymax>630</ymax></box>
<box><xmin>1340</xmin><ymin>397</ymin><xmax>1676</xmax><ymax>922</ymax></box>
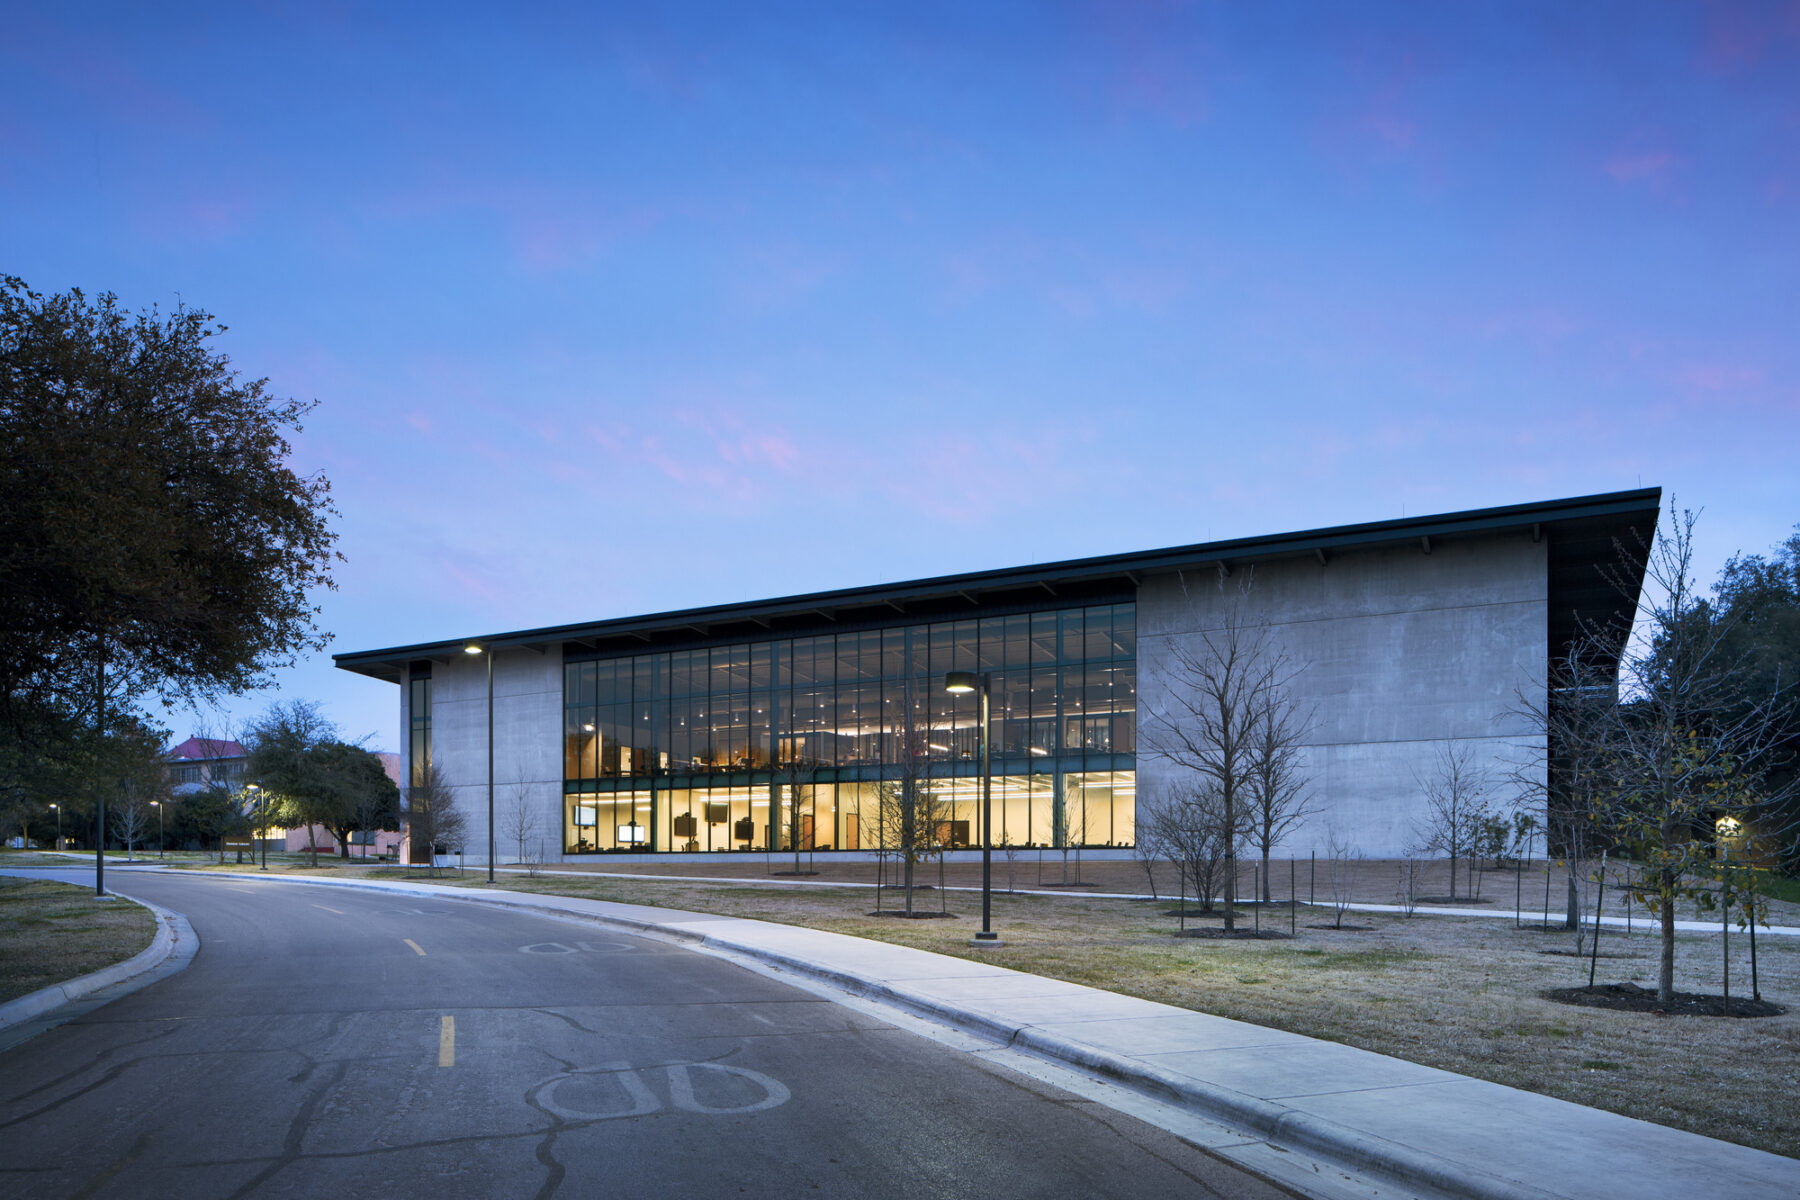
<box><xmin>334</xmin><ymin>488</ymin><xmax>1661</xmax><ymax>683</ymax></box>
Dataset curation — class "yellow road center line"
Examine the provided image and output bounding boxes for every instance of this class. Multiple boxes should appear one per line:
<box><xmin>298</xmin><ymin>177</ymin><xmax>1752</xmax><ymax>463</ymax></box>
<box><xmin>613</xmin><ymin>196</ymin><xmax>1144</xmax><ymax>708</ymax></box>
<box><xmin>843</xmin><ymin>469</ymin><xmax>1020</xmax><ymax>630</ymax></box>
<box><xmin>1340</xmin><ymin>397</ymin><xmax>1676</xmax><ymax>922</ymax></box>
<box><xmin>438</xmin><ymin>1016</ymin><xmax>455</xmax><ymax>1067</ymax></box>
<box><xmin>313</xmin><ymin>904</ymin><xmax>345</xmax><ymax>915</ymax></box>
<box><xmin>404</xmin><ymin>938</ymin><xmax>426</xmax><ymax>956</ymax></box>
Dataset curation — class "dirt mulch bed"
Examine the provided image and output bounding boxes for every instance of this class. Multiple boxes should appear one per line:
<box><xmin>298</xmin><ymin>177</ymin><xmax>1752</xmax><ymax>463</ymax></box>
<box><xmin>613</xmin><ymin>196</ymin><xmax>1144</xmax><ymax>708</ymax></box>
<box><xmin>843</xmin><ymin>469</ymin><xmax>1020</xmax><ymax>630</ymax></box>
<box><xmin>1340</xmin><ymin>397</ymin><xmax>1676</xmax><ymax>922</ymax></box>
<box><xmin>1306</xmin><ymin>922</ymin><xmax>1378</xmax><ymax>932</ymax></box>
<box><xmin>1175</xmin><ymin>927</ymin><xmax>1292</xmax><ymax>940</ymax></box>
<box><xmin>867</xmin><ymin>910</ymin><xmax>958</xmax><ymax>919</ymax></box>
<box><xmin>1417</xmin><ymin>896</ymin><xmax>1494</xmax><ymax>905</ymax></box>
<box><xmin>1542</xmin><ymin>982</ymin><xmax>1786</xmax><ymax>1018</ymax></box>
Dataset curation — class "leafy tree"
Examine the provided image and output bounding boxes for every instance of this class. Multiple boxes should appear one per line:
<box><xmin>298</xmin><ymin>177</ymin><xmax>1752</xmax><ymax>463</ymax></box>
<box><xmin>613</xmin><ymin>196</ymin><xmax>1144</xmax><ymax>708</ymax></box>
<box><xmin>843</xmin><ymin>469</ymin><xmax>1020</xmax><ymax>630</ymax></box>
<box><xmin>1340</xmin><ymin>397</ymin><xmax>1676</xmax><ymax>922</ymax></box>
<box><xmin>167</xmin><ymin>785</ymin><xmax>247</xmax><ymax>852</ymax></box>
<box><xmin>1709</xmin><ymin>525</ymin><xmax>1800</xmax><ymax>869</ymax></box>
<box><xmin>313</xmin><ymin>740</ymin><xmax>398</xmax><ymax>859</ymax></box>
<box><xmin>0</xmin><ymin>274</ymin><xmax>337</xmax><ymax>731</ymax></box>
<box><xmin>1593</xmin><ymin>504</ymin><xmax>1799</xmax><ymax>1003</ymax></box>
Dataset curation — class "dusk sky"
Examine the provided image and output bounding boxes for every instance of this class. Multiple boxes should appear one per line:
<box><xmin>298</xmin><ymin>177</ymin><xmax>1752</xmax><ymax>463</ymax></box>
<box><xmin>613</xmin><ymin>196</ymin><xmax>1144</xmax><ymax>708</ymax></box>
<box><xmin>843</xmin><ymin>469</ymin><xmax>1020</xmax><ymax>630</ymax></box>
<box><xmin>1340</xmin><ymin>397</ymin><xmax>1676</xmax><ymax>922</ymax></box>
<box><xmin>6</xmin><ymin>2</ymin><xmax>1798</xmax><ymax>751</ymax></box>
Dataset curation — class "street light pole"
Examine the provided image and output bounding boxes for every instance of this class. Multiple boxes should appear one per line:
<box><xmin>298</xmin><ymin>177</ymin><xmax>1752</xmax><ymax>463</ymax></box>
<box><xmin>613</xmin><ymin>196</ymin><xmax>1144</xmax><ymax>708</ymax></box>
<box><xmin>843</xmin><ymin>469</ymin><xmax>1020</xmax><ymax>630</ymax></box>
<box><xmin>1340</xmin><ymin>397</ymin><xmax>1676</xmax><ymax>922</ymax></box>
<box><xmin>465</xmin><ymin>642</ymin><xmax>495</xmax><ymax>884</ymax></box>
<box><xmin>248</xmin><ymin>783</ymin><xmax>267</xmax><ymax>870</ymax></box>
<box><xmin>152</xmin><ymin>801</ymin><xmax>163</xmax><ymax>858</ymax></box>
<box><xmin>945</xmin><ymin>671</ymin><xmax>1000</xmax><ymax>945</ymax></box>
<box><xmin>49</xmin><ymin>803</ymin><xmax>59</xmax><ymax>851</ymax></box>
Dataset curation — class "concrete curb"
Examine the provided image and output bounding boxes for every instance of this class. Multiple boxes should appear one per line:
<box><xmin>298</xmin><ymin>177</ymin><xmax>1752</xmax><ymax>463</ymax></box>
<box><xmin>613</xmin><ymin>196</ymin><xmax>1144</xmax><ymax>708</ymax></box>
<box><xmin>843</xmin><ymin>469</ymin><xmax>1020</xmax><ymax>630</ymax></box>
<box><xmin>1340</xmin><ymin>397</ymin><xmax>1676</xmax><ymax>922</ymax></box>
<box><xmin>0</xmin><ymin>893</ymin><xmax>198</xmax><ymax>1036</ymax></box>
<box><xmin>162</xmin><ymin>870</ymin><xmax>1630</xmax><ymax>1200</ymax></box>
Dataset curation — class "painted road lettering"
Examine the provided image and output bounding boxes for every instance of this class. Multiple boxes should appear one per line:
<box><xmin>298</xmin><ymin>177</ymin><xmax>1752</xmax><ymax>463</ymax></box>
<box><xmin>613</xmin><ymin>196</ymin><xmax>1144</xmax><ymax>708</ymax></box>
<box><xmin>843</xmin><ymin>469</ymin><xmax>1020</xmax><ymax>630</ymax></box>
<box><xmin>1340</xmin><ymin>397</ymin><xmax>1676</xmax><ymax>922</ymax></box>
<box><xmin>531</xmin><ymin>1062</ymin><xmax>790</xmax><ymax>1122</ymax></box>
<box><xmin>519</xmin><ymin>940</ymin><xmax>637</xmax><ymax>955</ymax></box>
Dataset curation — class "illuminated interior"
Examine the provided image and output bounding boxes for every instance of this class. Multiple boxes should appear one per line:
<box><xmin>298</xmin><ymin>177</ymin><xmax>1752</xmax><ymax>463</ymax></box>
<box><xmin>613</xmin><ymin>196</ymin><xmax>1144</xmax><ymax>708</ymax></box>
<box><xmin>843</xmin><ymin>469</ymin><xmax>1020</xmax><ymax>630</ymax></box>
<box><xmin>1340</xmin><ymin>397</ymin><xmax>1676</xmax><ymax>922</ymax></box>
<box><xmin>563</xmin><ymin>604</ymin><xmax>1135</xmax><ymax>852</ymax></box>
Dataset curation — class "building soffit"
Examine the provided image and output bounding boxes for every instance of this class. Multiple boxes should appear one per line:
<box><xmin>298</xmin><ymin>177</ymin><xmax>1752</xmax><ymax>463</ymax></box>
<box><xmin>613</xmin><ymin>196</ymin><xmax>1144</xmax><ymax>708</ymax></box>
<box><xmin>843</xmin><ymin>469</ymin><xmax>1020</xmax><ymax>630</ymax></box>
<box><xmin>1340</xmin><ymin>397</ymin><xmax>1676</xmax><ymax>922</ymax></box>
<box><xmin>333</xmin><ymin>488</ymin><xmax>1662</xmax><ymax>683</ymax></box>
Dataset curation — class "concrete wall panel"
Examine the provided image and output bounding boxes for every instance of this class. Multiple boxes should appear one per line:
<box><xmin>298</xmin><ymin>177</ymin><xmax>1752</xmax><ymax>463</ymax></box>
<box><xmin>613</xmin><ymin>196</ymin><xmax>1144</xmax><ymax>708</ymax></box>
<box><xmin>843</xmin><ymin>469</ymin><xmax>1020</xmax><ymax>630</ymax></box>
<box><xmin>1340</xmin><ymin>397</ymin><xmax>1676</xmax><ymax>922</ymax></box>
<box><xmin>1138</xmin><ymin>534</ymin><xmax>1548</xmax><ymax>858</ymax></box>
<box><xmin>410</xmin><ymin>647</ymin><xmax>564</xmax><ymax>865</ymax></box>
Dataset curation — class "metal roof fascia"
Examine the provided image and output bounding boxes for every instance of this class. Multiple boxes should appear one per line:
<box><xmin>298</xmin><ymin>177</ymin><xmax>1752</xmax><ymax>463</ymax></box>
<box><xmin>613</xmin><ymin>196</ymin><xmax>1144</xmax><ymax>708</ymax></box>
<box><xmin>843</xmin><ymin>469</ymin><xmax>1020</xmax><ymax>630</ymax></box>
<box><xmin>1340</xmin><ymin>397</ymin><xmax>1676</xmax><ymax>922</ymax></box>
<box><xmin>332</xmin><ymin>488</ymin><xmax>1662</xmax><ymax>676</ymax></box>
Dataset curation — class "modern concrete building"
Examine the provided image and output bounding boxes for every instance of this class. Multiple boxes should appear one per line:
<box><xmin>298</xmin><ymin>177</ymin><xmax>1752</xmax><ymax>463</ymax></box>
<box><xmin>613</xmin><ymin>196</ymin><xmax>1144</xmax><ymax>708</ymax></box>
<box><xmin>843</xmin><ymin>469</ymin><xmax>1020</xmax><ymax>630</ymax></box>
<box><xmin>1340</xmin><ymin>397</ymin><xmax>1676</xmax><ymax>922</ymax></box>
<box><xmin>335</xmin><ymin>489</ymin><xmax>1657</xmax><ymax>866</ymax></box>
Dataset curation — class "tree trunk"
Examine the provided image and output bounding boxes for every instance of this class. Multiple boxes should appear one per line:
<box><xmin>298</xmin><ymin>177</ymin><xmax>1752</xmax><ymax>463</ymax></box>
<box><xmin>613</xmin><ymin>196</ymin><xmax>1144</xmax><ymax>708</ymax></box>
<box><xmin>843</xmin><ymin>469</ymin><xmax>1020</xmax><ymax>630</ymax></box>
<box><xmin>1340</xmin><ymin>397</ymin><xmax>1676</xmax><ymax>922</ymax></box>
<box><xmin>1658</xmin><ymin>866</ymin><xmax>1677</xmax><ymax>1004</ymax></box>
<box><xmin>1261</xmin><ymin>846</ymin><xmax>1272</xmax><ymax>904</ymax></box>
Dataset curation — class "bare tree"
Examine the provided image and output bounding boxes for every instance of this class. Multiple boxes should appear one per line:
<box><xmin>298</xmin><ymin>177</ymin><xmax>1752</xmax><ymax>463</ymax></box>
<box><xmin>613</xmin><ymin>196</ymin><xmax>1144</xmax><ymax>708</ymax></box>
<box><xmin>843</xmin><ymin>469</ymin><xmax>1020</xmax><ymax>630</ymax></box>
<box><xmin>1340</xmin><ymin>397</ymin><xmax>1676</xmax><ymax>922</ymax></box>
<box><xmin>1129</xmin><ymin>823</ymin><xmax>1165</xmax><ymax>900</ymax></box>
<box><xmin>111</xmin><ymin>778</ymin><xmax>154</xmax><ymax>860</ymax></box>
<box><xmin>1051</xmin><ymin>784</ymin><xmax>1086</xmax><ymax>884</ymax></box>
<box><xmin>1246</xmin><ymin>690</ymin><xmax>1314</xmax><ymax>902</ymax></box>
<box><xmin>406</xmin><ymin>762</ymin><xmax>466</xmax><ymax>879</ymax></box>
<box><xmin>1508</xmin><ymin>640</ymin><xmax>1614</xmax><ymax>929</ymax></box>
<box><xmin>1152</xmin><ymin>783</ymin><xmax>1234</xmax><ymax>921</ymax></box>
<box><xmin>500</xmin><ymin>774</ymin><xmax>540</xmax><ymax>866</ymax></box>
<box><xmin>1413</xmin><ymin>741</ymin><xmax>1492</xmax><ymax>901</ymax></box>
<box><xmin>1147</xmin><ymin>574</ymin><xmax>1302</xmax><ymax>932</ymax></box>
<box><xmin>773</xmin><ymin>755</ymin><xmax>819</xmax><ymax>874</ymax></box>
<box><xmin>1593</xmin><ymin>502</ymin><xmax>1800</xmax><ymax>1003</ymax></box>
<box><xmin>876</xmin><ymin>676</ymin><xmax>947</xmax><ymax>917</ymax></box>
<box><xmin>1326</xmin><ymin>829</ymin><xmax>1362</xmax><ymax>929</ymax></box>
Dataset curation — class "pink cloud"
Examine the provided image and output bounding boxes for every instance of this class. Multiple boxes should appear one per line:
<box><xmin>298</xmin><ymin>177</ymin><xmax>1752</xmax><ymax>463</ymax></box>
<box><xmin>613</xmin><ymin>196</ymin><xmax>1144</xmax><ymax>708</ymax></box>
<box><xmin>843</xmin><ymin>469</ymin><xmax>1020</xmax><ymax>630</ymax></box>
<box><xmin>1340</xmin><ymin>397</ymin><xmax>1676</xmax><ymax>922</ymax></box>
<box><xmin>1676</xmin><ymin>361</ymin><xmax>1764</xmax><ymax>393</ymax></box>
<box><xmin>1698</xmin><ymin>0</ymin><xmax>1800</xmax><ymax>74</ymax></box>
<box><xmin>1605</xmin><ymin>149</ymin><xmax>1678</xmax><ymax>185</ymax></box>
<box><xmin>404</xmin><ymin>410</ymin><xmax>433</xmax><ymax>435</ymax></box>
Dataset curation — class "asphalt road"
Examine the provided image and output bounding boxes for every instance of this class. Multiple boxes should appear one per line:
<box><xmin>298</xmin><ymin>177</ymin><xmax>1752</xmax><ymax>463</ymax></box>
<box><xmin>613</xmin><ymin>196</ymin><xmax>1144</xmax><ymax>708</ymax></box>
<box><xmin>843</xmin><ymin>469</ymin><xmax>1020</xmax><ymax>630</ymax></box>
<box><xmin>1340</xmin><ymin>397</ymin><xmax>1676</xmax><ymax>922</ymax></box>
<box><xmin>0</xmin><ymin>871</ymin><xmax>1293</xmax><ymax>1200</ymax></box>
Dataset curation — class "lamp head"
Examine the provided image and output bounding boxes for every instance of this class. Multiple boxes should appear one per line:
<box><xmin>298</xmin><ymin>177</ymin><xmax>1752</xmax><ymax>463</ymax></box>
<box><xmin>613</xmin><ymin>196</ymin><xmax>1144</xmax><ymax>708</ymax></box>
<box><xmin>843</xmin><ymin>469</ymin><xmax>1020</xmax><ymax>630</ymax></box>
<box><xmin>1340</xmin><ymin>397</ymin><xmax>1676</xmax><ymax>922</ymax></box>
<box><xmin>944</xmin><ymin>671</ymin><xmax>978</xmax><ymax>694</ymax></box>
<box><xmin>464</xmin><ymin>643</ymin><xmax>483</xmax><ymax>655</ymax></box>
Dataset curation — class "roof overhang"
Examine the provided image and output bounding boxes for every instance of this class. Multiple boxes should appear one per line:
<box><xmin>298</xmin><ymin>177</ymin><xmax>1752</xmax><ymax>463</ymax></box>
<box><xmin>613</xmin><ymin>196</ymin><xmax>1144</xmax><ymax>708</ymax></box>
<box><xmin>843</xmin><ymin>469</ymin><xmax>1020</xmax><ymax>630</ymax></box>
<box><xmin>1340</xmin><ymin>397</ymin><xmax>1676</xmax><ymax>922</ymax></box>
<box><xmin>334</xmin><ymin>488</ymin><xmax>1662</xmax><ymax>683</ymax></box>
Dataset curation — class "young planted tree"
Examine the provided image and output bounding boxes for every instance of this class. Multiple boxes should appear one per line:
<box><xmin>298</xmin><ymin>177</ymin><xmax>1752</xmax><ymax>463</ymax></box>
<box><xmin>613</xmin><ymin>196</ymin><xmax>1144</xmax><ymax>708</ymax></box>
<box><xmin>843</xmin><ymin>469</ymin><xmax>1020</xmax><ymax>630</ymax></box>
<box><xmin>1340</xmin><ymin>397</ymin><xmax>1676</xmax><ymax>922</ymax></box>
<box><xmin>1326</xmin><ymin>829</ymin><xmax>1362</xmax><ymax>930</ymax></box>
<box><xmin>1147</xmin><ymin>575</ymin><xmax>1302</xmax><ymax>932</ymax></box>
<box><xmin>773</xmin><ymin>755</ymin><xmax>819</xmax><ymax>874</ymax></box>
<box><xmin>501</xmin><ymin>775</ymin><xmax>541</xmax><ymax>867</ymax></box>
<box><xmin>1129</xmin><ymin>823</ymin><xmax>1165</xmax><ymax>900</ymax></box>
<box><xmin>1151</xmin><ymin>783</ymin><xmax>1234</xmax><ymax>920</ymax></box>
<box><xmin>876</xmin><ymin>676</ymin><xmax>947</xmax><ymax>917</ymax></box>
<box><xmin>1509</xmin><ymin>641</ymin><xmax>1616</xmax><ymax>929</ymax></box>
<box><xmin>111</xmin><ymin>778</ymin><xmax>155</xmax><ymax>860</ymax></box>
<box><xmin>1246</xmin><ymin>690</ymin><xmax>1314</xmax><ymax>903</ymax></box>
<box><xmin>1050</xmin><ymin>783</ymin><xmax>1086</xmax><ymax>884</ymax></box>
<box><xmin>1413</xmin><ymin>741</ymin><xmax>1492</xmax><ymax>901</ymax></box>
<box><xmin>1595</xmin><ymin>503</ymin><xmax>1800</xmax><ymax>1003</ymax></box>
<box><xmin>406</xmin><ymin>762</ymin><xmax>466</xmax><ymax>879</ymax></box>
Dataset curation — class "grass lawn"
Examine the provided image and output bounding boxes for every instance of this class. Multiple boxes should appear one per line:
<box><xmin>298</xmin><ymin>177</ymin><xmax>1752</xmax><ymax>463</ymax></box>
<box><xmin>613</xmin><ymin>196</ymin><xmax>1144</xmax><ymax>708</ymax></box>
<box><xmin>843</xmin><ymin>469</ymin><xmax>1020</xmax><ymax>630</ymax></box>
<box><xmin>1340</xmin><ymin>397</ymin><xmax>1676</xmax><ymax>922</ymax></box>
<box><xmin>0</xmin><ymin>878</ymin><xmax>157</xmax><ymax>1004</ymax></box>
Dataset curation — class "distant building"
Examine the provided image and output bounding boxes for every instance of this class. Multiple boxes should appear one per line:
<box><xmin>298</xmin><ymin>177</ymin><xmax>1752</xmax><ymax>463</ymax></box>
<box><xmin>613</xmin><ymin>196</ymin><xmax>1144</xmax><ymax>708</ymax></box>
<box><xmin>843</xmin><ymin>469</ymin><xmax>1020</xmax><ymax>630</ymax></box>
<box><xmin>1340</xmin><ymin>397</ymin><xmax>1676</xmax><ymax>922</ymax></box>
<box><xmin>165</xmin><ymin>736</ymin><xmax>248</xmax><ymax>796</ymax></box>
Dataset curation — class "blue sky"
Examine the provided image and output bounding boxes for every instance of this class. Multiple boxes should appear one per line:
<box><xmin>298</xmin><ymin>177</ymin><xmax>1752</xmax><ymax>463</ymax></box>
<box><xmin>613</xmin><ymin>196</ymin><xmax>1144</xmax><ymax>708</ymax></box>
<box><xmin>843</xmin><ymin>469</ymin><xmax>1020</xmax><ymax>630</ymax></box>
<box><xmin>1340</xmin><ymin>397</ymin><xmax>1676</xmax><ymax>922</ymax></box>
<box><xmin>6</xmin><ymin>2</ymin><xmax>1797</xmax><ymax>750</ymax></box>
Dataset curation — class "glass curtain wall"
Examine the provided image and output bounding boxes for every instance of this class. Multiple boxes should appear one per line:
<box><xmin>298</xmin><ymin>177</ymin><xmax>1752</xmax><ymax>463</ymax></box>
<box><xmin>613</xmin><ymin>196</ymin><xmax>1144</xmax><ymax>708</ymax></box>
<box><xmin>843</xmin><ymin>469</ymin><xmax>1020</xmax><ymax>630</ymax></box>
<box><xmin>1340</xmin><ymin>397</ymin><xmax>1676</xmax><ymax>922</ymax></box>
<box><xmin>407</xmin><ymin>665</ymin><xmax>432</xmax><ymax>789</ymax></box>
<box><xmin>563</xmin><ymin>603</ymin><xmax>1134</xmax><ymax>853</ymax></box>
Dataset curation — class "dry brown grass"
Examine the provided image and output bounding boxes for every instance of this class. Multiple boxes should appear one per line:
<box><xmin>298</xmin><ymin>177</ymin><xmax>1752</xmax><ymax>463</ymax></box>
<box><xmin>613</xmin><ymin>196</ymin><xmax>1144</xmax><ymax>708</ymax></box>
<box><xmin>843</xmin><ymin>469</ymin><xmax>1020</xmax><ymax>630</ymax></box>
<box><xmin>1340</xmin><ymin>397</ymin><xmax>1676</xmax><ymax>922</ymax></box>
<box><xmin>0</xmin><ymin>878</ymin><xmax>157</xmax><ymax>1004</ymax></box>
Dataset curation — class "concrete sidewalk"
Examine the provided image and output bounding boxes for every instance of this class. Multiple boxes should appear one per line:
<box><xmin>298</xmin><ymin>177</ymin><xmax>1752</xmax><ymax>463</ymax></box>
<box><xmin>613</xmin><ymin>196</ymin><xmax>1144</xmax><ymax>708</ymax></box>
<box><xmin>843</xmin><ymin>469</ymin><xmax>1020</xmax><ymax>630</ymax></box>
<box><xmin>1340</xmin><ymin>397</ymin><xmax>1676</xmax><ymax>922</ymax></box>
<box><xmin>120</xmin><ymin>867</ymin><xmax>1791</xmax><ymax>1200</ymax></box>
